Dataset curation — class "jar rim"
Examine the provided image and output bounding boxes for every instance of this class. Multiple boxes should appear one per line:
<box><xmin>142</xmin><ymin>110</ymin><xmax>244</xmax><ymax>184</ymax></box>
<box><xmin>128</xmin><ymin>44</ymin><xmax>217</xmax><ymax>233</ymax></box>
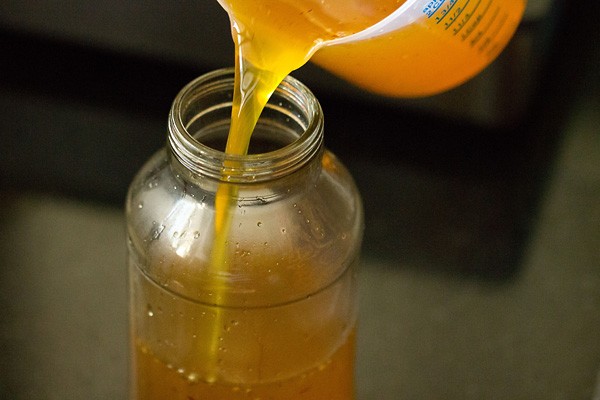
<box><xmin>167</xmin><ymin>68</ymin><xmax>324</xmax><ymax>183</ymax></box>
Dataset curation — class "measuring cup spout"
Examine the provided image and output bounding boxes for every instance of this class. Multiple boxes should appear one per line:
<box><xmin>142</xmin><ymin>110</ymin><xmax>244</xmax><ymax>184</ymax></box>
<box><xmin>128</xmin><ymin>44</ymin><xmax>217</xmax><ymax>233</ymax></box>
<box><xmin>323</xmin><ymin>0</ymin><xmax>423</xmax><ymax>47</ymax></box>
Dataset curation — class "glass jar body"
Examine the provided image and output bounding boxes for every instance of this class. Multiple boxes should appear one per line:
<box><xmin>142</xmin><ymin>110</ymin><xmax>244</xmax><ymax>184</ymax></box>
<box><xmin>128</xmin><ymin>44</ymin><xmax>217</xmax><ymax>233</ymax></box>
<box><xmin>126</xmin><ymin>70</ymin><xmax>363</xmax><ymax>399</ymax></box>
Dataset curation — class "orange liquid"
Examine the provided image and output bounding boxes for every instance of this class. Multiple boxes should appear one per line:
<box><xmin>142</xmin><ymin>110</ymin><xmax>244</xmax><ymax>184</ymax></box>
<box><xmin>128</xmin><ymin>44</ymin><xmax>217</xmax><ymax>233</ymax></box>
<box><xmin>133</xmin><ymin>331</ymin><xmax>356</xmax><ymax>400</ymax></box>
<box><xmin>313</xmin><ymin>0</ymin><xmax>527</xmax><ymax>96</ymax></box>
<box><xmin>130</xmin><ymin>253</ymin><xmax>358</xmax><ymax>400</ymax></box>
<box><xmin>217</xmin><ymin>0</ymin><xmax>403</xmax><ymax>154</ymax></box>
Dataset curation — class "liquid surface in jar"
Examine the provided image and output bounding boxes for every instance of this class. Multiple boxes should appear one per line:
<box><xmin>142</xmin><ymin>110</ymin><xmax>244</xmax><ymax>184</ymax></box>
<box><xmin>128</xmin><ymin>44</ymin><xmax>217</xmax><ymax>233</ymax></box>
<box><xmin>133</xmin><ymin>330</ymin><xmax>355</xmax><ymax>400</ymax></box>
<box><xmin>130</xmin><ymin>253</ymin><xmax>358</xmax><ymax>400</ymax></box>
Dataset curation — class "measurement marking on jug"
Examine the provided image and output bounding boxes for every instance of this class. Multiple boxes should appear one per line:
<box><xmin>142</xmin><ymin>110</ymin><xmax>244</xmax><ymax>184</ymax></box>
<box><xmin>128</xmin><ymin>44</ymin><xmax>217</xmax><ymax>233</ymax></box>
<box><xmin>485</xmin><ymin>12</ymin><xmax>510</xmax><ymax>57</ymax></box>
<box><xmin>480</xmin><ymin>10</ymin><xmax>508</xmax><ymax>53</ymax></box>
<box><xmin>435</xmin><ymin>0</ymin><xmax>460</xmax><ymax>25</ymax></box>
<box><xmin>423</xmin><ymin>0</ymin><xmax>446</xmax><ymax>18</ymax></box>
<box><xmin>462</xmin><ymin>0</ymin><xmax>492</xmax><ymax>42</ymax></box>
<box><xmin>471</xmin><ymin>5</ymin><xmax>499</xmax><ymax>48</ymax></box>
<box><xmin>453</xmin><ymin>0</ymin><xmax>483</xmax><ymax>36</ymax></box>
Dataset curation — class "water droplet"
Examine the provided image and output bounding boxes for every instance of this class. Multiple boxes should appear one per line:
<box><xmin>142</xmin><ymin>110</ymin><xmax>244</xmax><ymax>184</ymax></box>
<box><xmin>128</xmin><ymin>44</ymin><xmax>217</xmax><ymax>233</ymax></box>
<box><xmin>187</xmin><ymin>372</ymin><xmax>200</xmax><ymax>383</ymax></box>
<box><xmin>151</xmin><ymin>225</ymin><xmax>165</xmax><ymax>240</ymax></box>
<box><xmin>257</xmin><ymin>221</ymin><xmax>262</xmax><ymax>227</ymax></box>
<box><xmin>281</xmin><ymin>228</ymin><xmax>286</xmax><ymax>234</ymax></box>
<box><xmin>305</xmin><ymin>219</ymin><xmax>310</xmax><ymax>224</ymax></box>
<box><xmin>177</xmin><ymin>367</ymin><xmax>185</xmax><ymax>375</ymax></box>
<box><xmin>146</xmin><ymin>304</ymin><xmax>154</xmax><ymax>317</ymax></box>
<box><xmin>193</xmin><ymin>231</ymin><xmax>200</xmax><ymax>239</ymax></box>
<box><xmin>137</xmin><ymin>202</ymin><xmax>144</xmax><ymax>209</ymax></box>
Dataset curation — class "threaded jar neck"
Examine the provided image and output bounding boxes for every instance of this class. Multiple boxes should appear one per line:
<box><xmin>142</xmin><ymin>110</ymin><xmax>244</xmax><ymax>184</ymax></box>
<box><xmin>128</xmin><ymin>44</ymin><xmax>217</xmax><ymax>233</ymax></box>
<box><xmin>167</xmin><ymin>68</ymin><xmax>324</xmax><ymax>184</ymax></box>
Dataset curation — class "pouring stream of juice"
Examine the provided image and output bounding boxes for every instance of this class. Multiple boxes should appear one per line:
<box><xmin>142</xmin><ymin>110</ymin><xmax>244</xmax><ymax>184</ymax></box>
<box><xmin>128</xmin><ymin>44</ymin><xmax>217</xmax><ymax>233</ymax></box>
<box><xmin>208</xmin><ymin>0</ymin><xmax>525</xmax><ymax>382</ymax></box>
<box><xmin>206</xmin><ymin>0</ymin><xmax>404</xmax><ymax>379</ymax></box>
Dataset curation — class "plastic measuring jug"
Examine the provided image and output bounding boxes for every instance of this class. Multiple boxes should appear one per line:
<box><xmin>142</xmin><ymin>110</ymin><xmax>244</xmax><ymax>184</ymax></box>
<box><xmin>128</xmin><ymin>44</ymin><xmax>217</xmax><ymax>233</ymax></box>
<box><xmin>311</xmin><ymin>0</ymin><xmax>527</xmax><ymax>97</ymax></box>
<box><xmin>218</xmin><ymin>0</ymin><xmax>527</xmax><ymax>98</ymax></box>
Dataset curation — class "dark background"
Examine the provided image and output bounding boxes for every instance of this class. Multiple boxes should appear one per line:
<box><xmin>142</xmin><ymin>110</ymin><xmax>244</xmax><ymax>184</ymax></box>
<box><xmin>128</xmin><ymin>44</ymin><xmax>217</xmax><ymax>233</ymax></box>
<box><xmin>1</xmin><ymin>0</ymin><xmax>594</xmax><ymax>279</ymax></box>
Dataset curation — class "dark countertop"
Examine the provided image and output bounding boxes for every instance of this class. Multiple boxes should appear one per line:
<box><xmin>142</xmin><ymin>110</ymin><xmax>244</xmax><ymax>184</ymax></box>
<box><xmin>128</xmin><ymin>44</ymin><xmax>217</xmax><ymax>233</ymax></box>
<box><xmin>0</xmin><ymin>92</ymin><xmax>599</xmax><ymax>398</ymax></box>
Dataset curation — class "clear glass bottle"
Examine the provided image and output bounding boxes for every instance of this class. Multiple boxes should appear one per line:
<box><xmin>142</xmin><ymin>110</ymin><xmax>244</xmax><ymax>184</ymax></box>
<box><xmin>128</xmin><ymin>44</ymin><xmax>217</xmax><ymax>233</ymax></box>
<box><xmin>126</xmin><ymin>69</ymin><xmax>363</xmax><ymax>400</ymax></box>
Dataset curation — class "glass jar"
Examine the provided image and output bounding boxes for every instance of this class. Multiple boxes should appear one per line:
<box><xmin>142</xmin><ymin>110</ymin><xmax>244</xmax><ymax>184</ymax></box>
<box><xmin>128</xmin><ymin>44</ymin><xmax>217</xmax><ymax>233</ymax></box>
<box><xmin>126</xmin><ymin>69</ymin><xmax>363</xmax><ymax>400</ymax></box>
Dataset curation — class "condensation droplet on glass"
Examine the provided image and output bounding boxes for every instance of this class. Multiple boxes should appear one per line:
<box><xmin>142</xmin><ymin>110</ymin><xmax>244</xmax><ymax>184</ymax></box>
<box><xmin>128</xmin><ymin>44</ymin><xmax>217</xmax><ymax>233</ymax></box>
<box><xmin>257</xmin><ymin>221</ymin><xmax>262</xmax><ymax>227</ymax></box>
<box><xmin>146</xmin><ymin>305</ymin><xmax>154</xmax><ymax>317</ymax></box>
<box><xmin>187</xmin><ymin>372</ymin><xmax>200</xmax><ymax>384</ymax></box>
<box><xmin>152</xmin><ymin>224</ymin><xmax>165</xmax><ymax>240</ymax></box>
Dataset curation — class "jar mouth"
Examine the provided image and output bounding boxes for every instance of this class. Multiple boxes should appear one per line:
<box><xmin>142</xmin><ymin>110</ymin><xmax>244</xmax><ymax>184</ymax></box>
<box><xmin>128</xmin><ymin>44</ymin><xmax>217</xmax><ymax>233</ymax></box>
<box><xmin>168</xmin><ymin>68</ymin><xmax>324</xmax><ymax>183</ymax></box>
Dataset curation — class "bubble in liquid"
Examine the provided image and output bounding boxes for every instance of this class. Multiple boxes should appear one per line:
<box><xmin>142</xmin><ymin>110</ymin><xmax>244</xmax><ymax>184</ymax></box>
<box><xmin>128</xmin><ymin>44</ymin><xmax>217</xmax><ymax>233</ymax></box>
<box><xmin>187</xmin><ymin>372</ymin><xmax>200</xmax><ymax>384</ymax></box>
<box><xmin>280</xmin><ymin>228</ymin><xmax>286</xmax><ymax>234</ymax></box>
<box><xmin>146</xmin><ymin>304</ymin><xmax>154</xmax><ymax>317</ymax></box>
<box><xmin>257</xmin><ymin>221</ymin><xmax>262</xmax><ymax>227</ymax></box>
<box><xmin>193</xmin><ymin>231</ymin><xmax>200</xmax><ymax>239</ymax></box>
<box><xmin>137</xmin><ymin>202</ymin><xmax>143</xmax><ymax>209</ymax></box>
